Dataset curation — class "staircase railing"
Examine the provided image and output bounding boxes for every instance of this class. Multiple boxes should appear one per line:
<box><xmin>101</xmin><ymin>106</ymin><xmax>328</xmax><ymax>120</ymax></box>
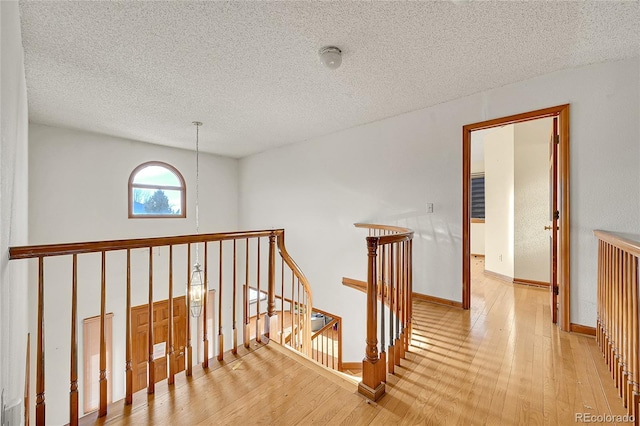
<box><xmin>9</xmin><ymin>229</ymin><xmax>312</xmax><ymax>426</ymax></box>
<box><xmin>594</xmin><ymin>230</ymin><xmax>640</xmax><ymax>422</ymax></box>
<box><xmin>354</xmin><ymin>223</ymin><xmax>413</xmax><ymax>401</ymax></box>
<box><xmin>310</xmin><ymin>308</ymin><xmax>342</xmax><ymax>371</ymax></box>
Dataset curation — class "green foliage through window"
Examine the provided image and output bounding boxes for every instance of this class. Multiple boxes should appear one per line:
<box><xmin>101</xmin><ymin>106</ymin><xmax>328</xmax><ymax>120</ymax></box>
<box><xmin>129</xmin><ymin>162</ymin><xmax>186</xmax><ymax>218</ymax></box>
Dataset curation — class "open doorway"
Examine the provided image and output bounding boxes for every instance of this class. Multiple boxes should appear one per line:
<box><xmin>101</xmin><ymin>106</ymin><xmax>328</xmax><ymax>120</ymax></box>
<box><xmin>462</xmin><ymin>105</ymin><xmax>571</xmax><ymax>331</ymax></box>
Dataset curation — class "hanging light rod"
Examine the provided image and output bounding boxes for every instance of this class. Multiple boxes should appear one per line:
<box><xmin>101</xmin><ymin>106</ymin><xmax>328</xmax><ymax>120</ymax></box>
<box><xmin>189</xmin><ymin>120</ymin><xmax>205</xmax><ymax>318</ymax></box>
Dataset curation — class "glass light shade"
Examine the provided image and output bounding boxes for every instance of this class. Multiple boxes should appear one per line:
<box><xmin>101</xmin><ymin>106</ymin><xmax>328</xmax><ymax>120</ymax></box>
<box><xmin>189</xmin><ymin>263</ymin><xmax>204</xmax><ymax>318</ymax></box>
<box><xmin>319</xmin><ymin>46</ymin><xmax>342</xmax><ymax>69</ymax></box>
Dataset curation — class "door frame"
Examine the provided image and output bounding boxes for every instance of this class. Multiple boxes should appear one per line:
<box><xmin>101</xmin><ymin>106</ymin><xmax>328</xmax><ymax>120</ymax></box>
<box><xmin>462</xmin><ymin>104</ymin><xmax>571</xmax><ymax>331</ymax></box>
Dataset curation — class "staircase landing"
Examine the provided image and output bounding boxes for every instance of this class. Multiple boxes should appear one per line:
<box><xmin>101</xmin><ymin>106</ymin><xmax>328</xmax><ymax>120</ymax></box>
<box><xmin>93</xmin><ymin>343</ymin><xmax>370</xmax><ymax>425</ymax></box>
<box><xmin>84</xmin><ymin>261</ymin><xmax>628</xmax><ymax>425</ymax></box>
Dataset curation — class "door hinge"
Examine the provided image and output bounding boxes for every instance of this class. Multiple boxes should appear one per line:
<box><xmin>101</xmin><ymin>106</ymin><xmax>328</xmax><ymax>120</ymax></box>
<box><xmin>554</xmin><ymin>210</ymin><xmax>560</xmax><ymax>220</ymax></box>
<box><xmin>553</xmin><ymin>285</ymin><xmax>559</xmax><ymax>296</ymax></box>
<box><xmin>554</xmin><ymin>134</ymin><xmax>560</xmax><ymax>144</ymax></box>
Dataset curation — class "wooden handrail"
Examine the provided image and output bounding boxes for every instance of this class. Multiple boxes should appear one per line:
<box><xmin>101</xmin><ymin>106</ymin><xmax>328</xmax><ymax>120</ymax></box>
<box><xmin>9</xmin><ymin>229</ymin><xmax>279</xmax><ymax>259</ymax></box>
<box><xmin>310</xmin><ymin>317</ymin><xmax>342</xmax><ymax>371</ymax></box>
<box><xmin>10</xmin><ymin>228</ymin><xmax>313</xmax><ymax>425</ymax></box>
<box><xmin>354</xmin><ymin>223</ymin><xmax>412</xmax><ymax>234</ymax></box>
<box><xmin>594</xmin><ymin>230</ymin><xmax>640</xmax><ymax>258</ymax></box>
<box><xmin>311</xmin><ymin>318</ymin><xmax>338</xmax><ymax>340</ymax></box>
<box><xmin>276</xmin><ymin>231</ymin><xmax>313</xmax><ymax>356</ymax></box>
<box><xmin>595</xmin><ymin>230</ymin><xmax>640</xmax><ymax>421</ymax></box>
<box><xmin>355</xmin><ymin>223</ymin><xmax>413</xmax><ymax>402</ymax></box>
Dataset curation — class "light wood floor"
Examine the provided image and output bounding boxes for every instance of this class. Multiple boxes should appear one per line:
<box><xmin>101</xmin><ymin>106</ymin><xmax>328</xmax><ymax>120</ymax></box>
<box><xmin>96</xmin><ymin>258</ymin><xmax>627</xmax><ymax>425</ymax></box>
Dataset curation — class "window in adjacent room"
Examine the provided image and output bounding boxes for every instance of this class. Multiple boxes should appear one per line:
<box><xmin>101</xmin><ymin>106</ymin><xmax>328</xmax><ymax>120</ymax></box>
<box><xmin>128</xmin><ymin>162</ymin><xmax>186</xmax><ymax>218</ymax></box>
<box><xmin>471</xmin><ymin>173</ymin><xmax>485</xmax><ymax>220</ymax></box>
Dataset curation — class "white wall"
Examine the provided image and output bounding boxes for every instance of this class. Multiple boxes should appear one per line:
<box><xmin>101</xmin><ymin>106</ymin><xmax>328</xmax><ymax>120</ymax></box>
<box><xmin>28</xmin><ymin>124</ymin><xmax>239</xmax><ymax>424</ymax></box>
<box><xmin>514</xmin><ymin>118</ymin><xmax>552</xmax><ymax>282</ymax></box>
<box><xmin>0</xmin><ymin>1</ymin><xmax>30</xmax><ymax>422</ymax></box>
<box><xmin>484</xmin><ymin>125</ymin><xmax>515</xmax><ymax>278</ymax></box>
<box><xmin>470</xmin><ymin>132</ymin><xmax>485</xmax><ymax>256</ymax></box>
<box><xmin>470</xmin><ymin>223</ymin><xmax>485</xmax><ymax>256</ymax></box>
<box><xmin>239</xmin><ymin>57</ymin><xmax>640</xmax><ymax>363</ymax></box>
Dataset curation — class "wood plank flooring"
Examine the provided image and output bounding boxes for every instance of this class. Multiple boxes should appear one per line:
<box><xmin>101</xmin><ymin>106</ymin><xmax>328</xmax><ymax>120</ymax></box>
<box><xmin>96</xmin><ymin>258</ymin><xmax>627</xmax><ymax>425</ymax></box>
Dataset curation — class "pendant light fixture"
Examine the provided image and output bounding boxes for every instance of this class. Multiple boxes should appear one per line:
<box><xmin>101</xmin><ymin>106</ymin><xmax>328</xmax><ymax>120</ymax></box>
<box><xmin>189</xmin><ymin>121</ymin><xmax>205</xmax><ymax>318</ymax></box>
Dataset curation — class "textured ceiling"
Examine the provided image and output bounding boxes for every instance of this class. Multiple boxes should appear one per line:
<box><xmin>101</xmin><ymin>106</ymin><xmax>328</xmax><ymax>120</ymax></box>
<box><xmin>19</xmin><ymin>1</ymin><xmax>639</xmax><ymax>158</ymax></box>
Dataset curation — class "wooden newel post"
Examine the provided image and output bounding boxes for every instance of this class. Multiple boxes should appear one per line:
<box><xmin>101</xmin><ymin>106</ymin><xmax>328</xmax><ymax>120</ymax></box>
<box><xmin>358</xmin><ymin>237</ymin><xmax>385</xmax><ymax>401</ymax></box>
<box><xmin>266</xmin><ymin>232</ymin><xmax>278</xmax><ymax>339</ymax></box>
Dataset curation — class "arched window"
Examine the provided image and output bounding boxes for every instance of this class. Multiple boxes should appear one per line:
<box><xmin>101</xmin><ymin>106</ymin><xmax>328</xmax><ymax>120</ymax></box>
<box><xmin>128</xmin><ymin>162</ymin><xmax>186</xmax><ymax>218</ymax></box>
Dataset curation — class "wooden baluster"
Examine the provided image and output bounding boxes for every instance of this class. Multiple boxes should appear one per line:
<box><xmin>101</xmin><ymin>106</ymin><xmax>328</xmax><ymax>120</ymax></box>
<box><xmin>623</xmin><ymin>251</ymin><xmax>628</xmax><ymax>402</ymax></box>
<box><xmin>168</xmin><ymin>245</ymin><xmax>175</xmax><ymax>385</ymax></box>
<box><xmin>186</xmin><ymin>244</ymin><xmax>193</xmax><ymax>376</ymax></box>
<box><xmin>218</xmin><ymin>241</ymin><xmax>224</xmax><ymax>361</ymax></box>
<box><xmin>394</xmin><ymin>242</ymin><xmax>401</xmax><ymax>367</ymax></box>
<box><xmin>325</xmin><ymin>329</ymin><xmax>328</xmax><ymax>367</ymax></box>
<box><xmin>628</xmin><ymin>252</ymin><xmax>635</xmax><ymax>411</ymax></box>
<box><xmin>256</xmin><ymin>237</ymin><xmax>261</xmax><ymax>343</ymax></box>
<box><xmin>125</xmin><ymin>249</ymin><xmax>133</xmax><ymax>402</ymax></box>
<box><xmin>605</xmin><ymin>241</ymin><xmax>609</xmax><ymax>353</ymax></box>
<box><xmin>99</xmin><ymin>251</ymin><xmax>108</xmax><ymax>416</ymax></box>
<box><xmin>400</xmin><ymin>241</ymin><xmax>405</xmax><ymax>353</ymax></box>
<box><xmin>403</xmin><ymin>240</ymin><xmax>409</xmax><ymax>353</ymax></box>
<box><xmin>388</xmin><ymin>243</ymin><xmax>395</xmax><ymax>375</ymax></box>
<box><xmin>323</xmin><ymin>326</ymin><xmax>327</xmax><ymax>366</ymax></box>
<box><xmin>290</xmin><ymin>272</ymin><xmax>294</xmax><ymax>348</ymax></box>
<box><xmin>597</xmin><ymin>241</ymin><xmax>603</xmax><ymax>351</ymax></box>
<box><xmin>617</xmin><ymin>248</ymin><xmax>622</xmax><ymax>389</ymax></box>
<box><xmin>631</xmin><ymin>254</ymin><xmax>639</xmax><ymax>422</ymax></box>
<box><xmin>408</xmin><ymin>239</ymin><xmax>413</xmax><ymax>344</ymax></box>
<box><xmin>305</xmin><ymin>287</ymin><xmax>310</xmax><ymax>356</ymax></box>
<box><xmin>604</xmin><ymin>245</ymin><xmax>613</xmax><ymax>366</ymax></box>
<box><xmin>332</xmin><ymin>324</ymin><xmax>335</xmax><ymax>369</ymax></box>
<box><xmin>623</xmin><ymin>251</ymin><xmax>631</xmax><ymax>407</ymax></box>
<box><xmin>338</xmin><ymin>318</ymin><xmax>343</xmax><ymax>372</ymax></box>
<box><xmin>615</xmin><ymin>247</ymin><xmax>620</xmax><ymax>389</ymax></box>
<box><xmin>70</xmin><ymin>254</ymin><xmax>78</xmax><ymax>425</ymax></box>
<box><xmin>232</xmin><ymin>239</ymin><xmax>238</xmax><ymax>354</ymax></box>
<box><xmin>36</xmin><ymin>257</ymin><xmax>45</xmax><ymax>426</ymax></box>
<box><xmin>280</xmin><ymin>258</ymin><xmax>285</xmax><ymax>345</ymax></box>
<box><xmin>24</xmin><ymin>333</ymin><xmax>30</xmax><ymax>426</ymax></box>
<box><xmin>396</xmin><ymin>243</ymin><xmax>405</xmax><ymax>365</ymax></box>
<box><xmin>147</xmin><ymin>248</ymin><xmax>155</xmax><ymax>394</ymax></box>
<box><xmin>325</xmin><ymin>328</ymin><xmax>328</xmax><ymax>367</ymax></box>
<box><xmin>600</xmin><ymin>242</ymin><xmax>605</xmax><ymax>354</ymax></box>
<box><xmin>244</xmin><ymin>238</ymin><xmax>250</xmax><ymax>348</ymax></box>
<box><xmin>380</xmin><ymin>245</ymin><xmax>386</xmax><ymax>383</ymax></box>
<box><xmin>358</xmin><ymin>236</ymin><xmax>385</xmax><ymax>401</ymax></box>
<box><xmin>295</xmin><ymin>278</ymin><xmax>300</xmax><ymax>350</ymax></box>
<box><xmin>321</xmin><ymin>329</ymin><xmax>324</xmax><ymax>366</ymax></box>
<box><xmin>376</xmin><ymin>243</ymin><xmax>381</xmax><ymax>299</ymax></box>
<box><xmin>609</xmin><ymin>244</ymin><xmax>614</xmax><ymax>370</ymax></box>
<box><xmin>203</xmin><ymin>243</ymin><xmax>209</xmax><ymax>368</ymax></box>
<box><xmin>267</xmin><ymin>232</ymin><xmax>278</xmax><ymax>339</ymax></box>
<box><xmin>298</xmin><ymin>278</ymin><xmax>302</xmax><ymax>351</ymax></box>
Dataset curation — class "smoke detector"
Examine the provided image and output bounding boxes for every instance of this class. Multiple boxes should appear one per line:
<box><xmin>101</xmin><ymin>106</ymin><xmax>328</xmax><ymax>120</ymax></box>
<box><xmin>318</xmin><ymin>46</ymin><xmax>342</xmax><ymax>70</ymax></box>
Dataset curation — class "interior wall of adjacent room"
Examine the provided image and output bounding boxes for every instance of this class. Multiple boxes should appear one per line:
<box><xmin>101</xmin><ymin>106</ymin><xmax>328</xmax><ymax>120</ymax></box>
<box><xmin>239</xmin><ymin>57</ymin><xmax>639</xmax><ymax>362</ymax></box>
<box><xmin>514</xmin><ymin>118</ymin><xmax>552</xmax><ymax>282</ymax></box>
<box><xmin>0</xmin><ymin>0</ymin><xmax>30</xmax><ymax>419</ymax></box>
<box><xmin>28</xmin><ymin>123</ymin><xmax>239</xmax><ymax>424</ymax></box>
<box><xmin>484</xmin><ymin>124</ymin><xmax>515</xmax><ymax>278</ymax></box>
<box><xmin>470</xmin><ymin>133</ymin><xmax>485</xmax><ymax>256</ymax></box>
